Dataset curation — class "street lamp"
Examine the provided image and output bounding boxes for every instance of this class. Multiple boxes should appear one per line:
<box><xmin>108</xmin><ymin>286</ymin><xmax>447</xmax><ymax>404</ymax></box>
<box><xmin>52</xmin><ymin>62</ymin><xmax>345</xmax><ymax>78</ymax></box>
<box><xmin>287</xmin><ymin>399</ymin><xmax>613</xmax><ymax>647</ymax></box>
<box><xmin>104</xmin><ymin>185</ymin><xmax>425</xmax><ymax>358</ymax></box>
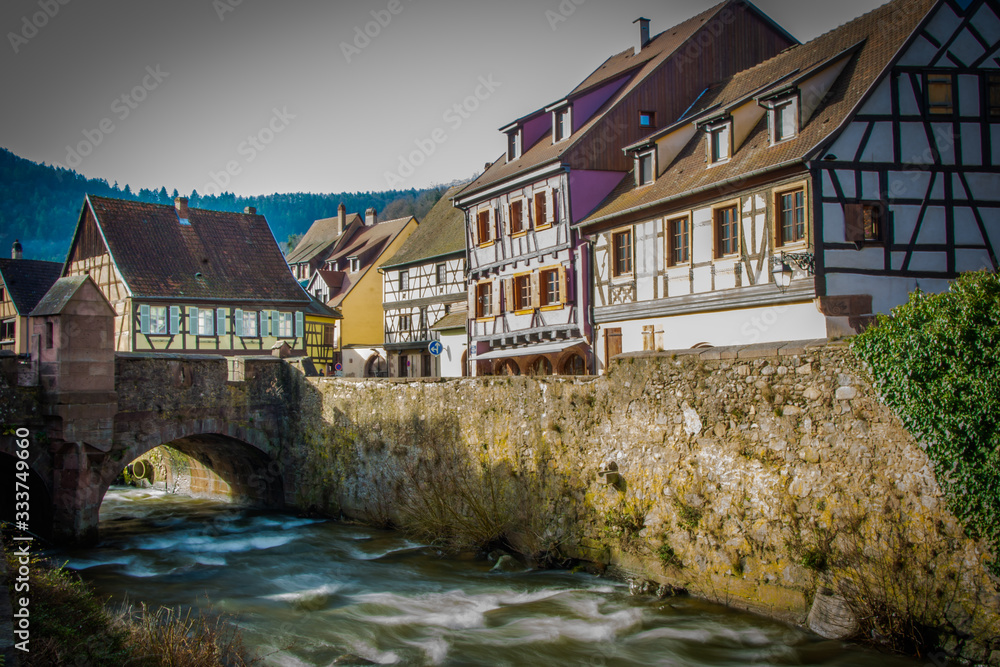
<box><xmin>771</xmin><ymin>251</ymin><xmax>815</xmax><ymax>293</ymax></box>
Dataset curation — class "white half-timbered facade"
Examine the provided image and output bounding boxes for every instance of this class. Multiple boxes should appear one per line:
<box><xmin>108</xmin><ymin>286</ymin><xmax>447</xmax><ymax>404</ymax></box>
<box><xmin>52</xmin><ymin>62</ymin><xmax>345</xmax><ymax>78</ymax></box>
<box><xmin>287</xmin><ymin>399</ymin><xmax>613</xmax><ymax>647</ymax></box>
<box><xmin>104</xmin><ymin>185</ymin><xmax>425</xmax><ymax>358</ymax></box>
<box><xmin>578</xmin><ymin>0</ymin><xmax>998</xmax><ymax>370</ymax></box>
<box><xmin>455</xmin><ymin>1</ymin><xmax>797</xmax><ymax>376</ymax></box>
<box><xmin>381</xmin><ymin>185</ymin><xmax>468</xmax><ymax>377</ymax></box>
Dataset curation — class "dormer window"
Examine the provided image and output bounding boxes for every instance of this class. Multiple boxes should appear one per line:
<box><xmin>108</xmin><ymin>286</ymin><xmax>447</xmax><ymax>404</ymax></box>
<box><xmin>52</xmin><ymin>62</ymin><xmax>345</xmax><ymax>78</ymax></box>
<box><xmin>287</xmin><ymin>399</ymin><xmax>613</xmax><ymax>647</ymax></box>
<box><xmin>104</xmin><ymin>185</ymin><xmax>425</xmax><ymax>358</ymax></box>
<box><xmin>349</xmin><ymin>257</ymin><xmax>360</xmax><ymax>273</ymax></box>
<box><xmin>772</xmin><ymin>98</ymin><xmax>798</xmax><ymax>143</ymax></box>
<box><xmin>708</xmin><ymin>121</ymin><xmax>732</xmax><ymax>164</ymax></box>
<box><xmin>554</xmin><ymin>107</ymin><xmax>572</xmax><ymax>142</ymax></box>
<box><xmin>639</xmin><ymin>111</ymin><xmax>655</xmax><ymax>129</ymax></box>
<box><xmin>637</xmin><ymin>151</ymin><xmax>655</xmax><ymax>186</ymax></box>
<box><xmin>507</xmin><ymin>128</ymin><xmax>522</xmax><ymax>161</ymax></box>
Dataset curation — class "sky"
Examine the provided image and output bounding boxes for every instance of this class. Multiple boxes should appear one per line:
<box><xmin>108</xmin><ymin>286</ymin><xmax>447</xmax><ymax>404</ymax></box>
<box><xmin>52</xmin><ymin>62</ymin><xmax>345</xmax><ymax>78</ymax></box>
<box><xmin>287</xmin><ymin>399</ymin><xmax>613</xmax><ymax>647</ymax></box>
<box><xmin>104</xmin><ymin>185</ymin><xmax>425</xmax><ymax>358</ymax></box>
<box><xmin>0</xmin><ymin>0</ymin><xmax>888</xmax><ymax>197</ymax></box>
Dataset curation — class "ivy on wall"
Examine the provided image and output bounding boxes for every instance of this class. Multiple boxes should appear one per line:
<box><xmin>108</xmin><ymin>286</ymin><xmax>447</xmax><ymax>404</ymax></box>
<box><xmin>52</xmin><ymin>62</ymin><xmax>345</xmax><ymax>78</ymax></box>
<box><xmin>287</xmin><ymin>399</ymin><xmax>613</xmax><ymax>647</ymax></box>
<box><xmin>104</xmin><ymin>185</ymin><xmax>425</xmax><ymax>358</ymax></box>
<box><xmin>852</xmin><ymin>271</ymin><xmax>1000</xmax><ymax>575</ymax></box>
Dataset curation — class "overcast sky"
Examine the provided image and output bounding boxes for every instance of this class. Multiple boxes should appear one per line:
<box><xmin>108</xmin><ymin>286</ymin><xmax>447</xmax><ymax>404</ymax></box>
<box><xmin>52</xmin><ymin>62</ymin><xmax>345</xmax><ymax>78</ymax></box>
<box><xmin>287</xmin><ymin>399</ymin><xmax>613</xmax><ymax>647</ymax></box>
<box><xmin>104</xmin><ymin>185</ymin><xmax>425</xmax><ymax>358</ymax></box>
<box><xmin>0</xmin><ymin>0</ymin><xmax>888</xmax><ymax>196</ymax></box>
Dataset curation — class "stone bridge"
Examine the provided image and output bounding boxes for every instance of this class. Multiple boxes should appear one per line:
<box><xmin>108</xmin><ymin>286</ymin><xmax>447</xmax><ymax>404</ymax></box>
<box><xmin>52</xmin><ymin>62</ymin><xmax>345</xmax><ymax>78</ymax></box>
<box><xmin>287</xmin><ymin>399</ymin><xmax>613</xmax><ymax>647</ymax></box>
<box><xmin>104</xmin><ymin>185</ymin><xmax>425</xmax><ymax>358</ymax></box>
<box><xmin>0</xmin><ymin>352</ymin><xmax>304</xmax><ymax>545</ymax></box>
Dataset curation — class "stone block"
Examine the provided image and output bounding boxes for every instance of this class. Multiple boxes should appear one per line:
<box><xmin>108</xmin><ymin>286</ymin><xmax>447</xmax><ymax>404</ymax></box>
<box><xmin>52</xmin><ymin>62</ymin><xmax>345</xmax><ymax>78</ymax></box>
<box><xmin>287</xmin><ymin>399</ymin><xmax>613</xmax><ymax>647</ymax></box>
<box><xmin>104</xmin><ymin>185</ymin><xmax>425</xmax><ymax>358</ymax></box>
<box><xmin>835</xmin><ymin>386</ymin><xmax>857</xmax><ymax>401</ymax></box>
<box><xmin>796</xmin><ymin>363</ymin><xmax>813</xmax><ymax>375</ymax></box>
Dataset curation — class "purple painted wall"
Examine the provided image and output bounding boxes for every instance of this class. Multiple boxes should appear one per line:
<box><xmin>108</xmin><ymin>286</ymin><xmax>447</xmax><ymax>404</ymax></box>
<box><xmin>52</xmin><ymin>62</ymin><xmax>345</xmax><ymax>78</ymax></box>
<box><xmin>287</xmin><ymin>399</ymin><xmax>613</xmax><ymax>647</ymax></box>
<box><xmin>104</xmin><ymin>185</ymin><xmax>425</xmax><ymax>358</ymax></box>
<box><xmin>569</xmin><ymin>170</ymin><xmax>627</xmax><ymax>224</ymax></box>
<box><xmin>523</xmin><ymin>113</ymin><xmax>552</xmax><ymax>153</ymax></box>
<box><xmin>573</xmin><ymin>76</ymin><xmax>629</xmax><ymax>132</ymax></box>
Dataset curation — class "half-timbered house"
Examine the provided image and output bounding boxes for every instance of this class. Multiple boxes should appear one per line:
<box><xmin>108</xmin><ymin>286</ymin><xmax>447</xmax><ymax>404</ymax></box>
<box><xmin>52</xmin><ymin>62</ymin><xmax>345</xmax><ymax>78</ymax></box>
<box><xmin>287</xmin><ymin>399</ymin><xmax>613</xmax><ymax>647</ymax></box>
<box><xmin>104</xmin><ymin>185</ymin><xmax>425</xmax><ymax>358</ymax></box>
<box><xmin>305</xmin><ymin>208</ymin><xmax>418</xmax><ymax>377</ymax></box>
<box><xmin>62</xmin><ymin>195</ymin><xmax>313</xmax><ymax>356</ymax></box>
<box><xmin>381</xmin><ymin>185</ymin><xmax>468</xmax><ymax>378</ymax></box>
<box><xmin>453</xmin><ymin>0</ymin><xmax>797</xmax><ymax>376</ymax></box>
<box><xmin>286</xmin><ymin>204</ymin><xmax>361</xmax><ymax>283</ymax></box>
<box><xmin>577</xmin><ymin>0</ymin><xmax>999</xmax><ymax>370</ymax></box>
<box><xmin>0</xmin><ymin>241</ymin><xmax>62</xmax><ymax>354</ymax></box>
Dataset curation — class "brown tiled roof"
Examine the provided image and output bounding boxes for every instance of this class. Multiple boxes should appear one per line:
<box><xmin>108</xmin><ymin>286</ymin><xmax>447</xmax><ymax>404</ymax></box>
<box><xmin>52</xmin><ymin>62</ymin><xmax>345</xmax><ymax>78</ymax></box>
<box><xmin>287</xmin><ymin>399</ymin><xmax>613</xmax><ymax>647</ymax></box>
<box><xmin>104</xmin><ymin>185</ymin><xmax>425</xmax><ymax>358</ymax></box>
<box><xmin>83</xmin><ymin>195</ymin><xmax>309</xmax><ymax>303</ymax></box>
<box><xmin>457</xmin><ymin>2</ymin><xmax>733</xmax><ymax>198</ymax></box>
<box><xmin>430</xmin><ymin>310</ymin><xmax>468</xmax><ymax>332</ymax></box>
<box><xmin>286</xmin><ymin>213</ymin><xmax>361</xmax><ymax>265</ymax></box>
<box><xmin>0</xmin><ymin>258</ymin><xmax>63</xmax><ymax>315</ymax></box>
<box><xmin>381</xmin><ymin>185</ymin><xmax>468</xmax><ymax>269</ymax></box>
<box><xmin>315</xmin><ymin>270</ymin><xmax>346</xmax><ymax>291</ymax></box>
<box><xmin>580</xmin><ymin>0</ymin><xmax>937</xmax><ymax>227</ymax></box>
<box><xmin>325</xmin><ymin>216</ymin><xmax>415</xmax><ymax>307</ymax></box>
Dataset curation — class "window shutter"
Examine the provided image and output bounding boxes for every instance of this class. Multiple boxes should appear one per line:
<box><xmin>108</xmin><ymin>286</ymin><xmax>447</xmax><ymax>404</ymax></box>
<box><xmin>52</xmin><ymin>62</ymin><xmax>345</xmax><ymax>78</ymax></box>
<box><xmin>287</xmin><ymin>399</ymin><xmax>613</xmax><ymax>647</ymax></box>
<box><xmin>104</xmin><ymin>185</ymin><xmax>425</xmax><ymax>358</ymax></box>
<box><xmin>260</xmin><ymin>311</ymin><xmax>269</xmax><ymax>337</ymax></box>
<box><xmin>140</xmin><ymin>304</ymin><xmax>150</xmax><ymax>334</ymax></box>
<box><xmin>489</xmin><ymin>207</ymin><xmax>497</xmax><ymax>242</ymax></box>
<box><xmin>530</xmin><ymin>272</ymin><xmax>541</xmax><ymax>310</ymax></box>
<box><xmin>169</xmin><ymin>306</ymin><xmax>180</xmax><ymax>334</ymax></box>
<box><xmin>470</xmin><ymin>212</ymin><xmax>479</xmax><ymax>246</ymax></box>
<box><xmin>844</xmin><ymin>203</ymin><xmax>865</xmax><ymax>245</ymax></box>
<box><xmin>503</xmin><ymin>278</ymin><xmax>514</xmax><ymax>313</ymax></box>
<box><xmin>272</xmin><ymin>311</ymin><xmax>280</xmax><ymax>336</ymax></box>
<box><xmin>546</xmin><ymin>189</ymin><xmax>555</xmax><ymax>225</ymax></box>
<box><xmin>235</xmin><ymin>309</ymin><xmax>244</xmax><ymax>337</ymax></box>
<box><xmin>295</xmin><ymin>311</ymin><xmax>304</xmax><ymax>338</ymax></box>
<box><xmin>189</xmin><ymin>307</ymin><xmax>199</xmax><ymax>335</ymax></box>
<box><xmin>468</xmin><ymin>283</ymin><xmax>477</xmax><ymax>319</ymax></box>
<box><xmin>558</xmin><ymin>266</ymin><xmax>568</xmax><ymax>304</ymax></box>
<box><xmin>217</xmin><ymin>309</ymin><xmax>226</xmax><ymax>336</ymax></box>
<box><xmin>490</xmin><ymin>279</ymin><xmax>501</xmax><ymax>317</ymax></box>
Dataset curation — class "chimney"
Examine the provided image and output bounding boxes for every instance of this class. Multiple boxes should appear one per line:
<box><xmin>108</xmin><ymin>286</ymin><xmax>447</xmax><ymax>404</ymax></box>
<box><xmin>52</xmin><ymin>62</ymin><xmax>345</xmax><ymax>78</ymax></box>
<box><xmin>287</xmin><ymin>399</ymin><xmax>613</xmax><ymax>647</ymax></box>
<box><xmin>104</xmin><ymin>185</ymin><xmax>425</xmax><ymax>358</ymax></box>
<box><xmin>244</xmin><ymin>206</ymin><xmax>256</xmax><ymax>215</ymax></box>
<box><xmin>11</xmin><ymin>239</ymin><xmax>22</xmax><ymax>260</ymax></box>
<box><xmin>337</xmin><ymin>203</ymin><xmax>347</xmax><ymax>236</ymax></box>
<box><xmin>634</xmin><ymin>17</ymin><xmax>650</xmax><ymax>51</ymax></box>
<box><xmin>175</xmin><ymin>197</ymin><xmax>190</xmax><ymax>220</ymax></box>
<box><xmin>365</xmin><ymin>207</ymin><xmax>377</xmax><ymax>227</ymax></box>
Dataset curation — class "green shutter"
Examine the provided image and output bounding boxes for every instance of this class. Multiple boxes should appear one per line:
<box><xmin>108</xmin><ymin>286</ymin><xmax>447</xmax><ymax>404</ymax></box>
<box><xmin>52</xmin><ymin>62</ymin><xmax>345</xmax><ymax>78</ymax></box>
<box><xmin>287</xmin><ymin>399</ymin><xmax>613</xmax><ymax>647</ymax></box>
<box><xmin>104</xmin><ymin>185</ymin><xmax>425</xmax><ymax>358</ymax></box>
<box><xmin>216</xmin><ymin>308</ymin><xmax>227</xmax><ymax>336</ymax></box>
<box><xmin>189</xmin><ymin>307</ymin><xmax>199</xmax><ymax>335</ymax></box>
<box><xmin>169</xmin><ymin>306</ymin><xmax>180</xmax><ymax>334</ymax></box>
<box><xmin>272</xmin><ymin>310</ymin><xmax>280</xmax><ymax>336</ymax></box>
<box><xmin>295</xmin><ymin>311</ymin><xmax>304</xmax><ymax>338</ymax></box>
<box><xmin>140</xmin><ymin>304</ymin><xmax>150</xmax><ymax>335</ymax></box>
<box><xmin>234</xmin><ymin>309</ymin><xmax>243</xmax><ymax>337</ymax></box>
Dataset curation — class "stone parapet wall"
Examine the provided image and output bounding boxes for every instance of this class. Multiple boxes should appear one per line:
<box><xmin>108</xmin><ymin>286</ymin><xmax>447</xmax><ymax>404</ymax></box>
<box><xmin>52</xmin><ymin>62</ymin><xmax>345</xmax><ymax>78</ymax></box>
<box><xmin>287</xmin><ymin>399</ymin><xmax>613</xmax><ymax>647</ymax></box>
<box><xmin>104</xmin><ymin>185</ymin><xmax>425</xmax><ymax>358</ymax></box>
<box><xmin>290</xmin><ymin>340</ymin><xmax>999</xmax><ymax>661</ymax></box>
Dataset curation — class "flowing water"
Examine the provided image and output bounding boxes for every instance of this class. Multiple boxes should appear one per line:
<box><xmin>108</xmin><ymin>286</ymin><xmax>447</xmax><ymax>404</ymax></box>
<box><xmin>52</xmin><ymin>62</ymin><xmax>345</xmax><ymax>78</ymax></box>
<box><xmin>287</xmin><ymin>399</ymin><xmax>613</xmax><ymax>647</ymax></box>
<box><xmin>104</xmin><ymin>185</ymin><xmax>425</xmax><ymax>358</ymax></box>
<box><xmin>57</xmin><ymin>488</ymin><xmax>927</xmax><ymax>666</ymax></box>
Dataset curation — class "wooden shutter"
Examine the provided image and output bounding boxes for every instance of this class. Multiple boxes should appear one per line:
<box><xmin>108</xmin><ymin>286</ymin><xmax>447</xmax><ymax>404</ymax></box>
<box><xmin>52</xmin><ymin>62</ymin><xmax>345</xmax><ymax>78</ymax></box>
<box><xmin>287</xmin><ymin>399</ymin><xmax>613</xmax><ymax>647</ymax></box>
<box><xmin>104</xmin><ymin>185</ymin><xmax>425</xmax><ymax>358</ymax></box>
<box><xmin>295</xmin><ymin>311</ymin><xmax>304</xmax><ymax>338</ymax></box>
<box><xmin>140</xmin><ymin>304</ymin><xmax>150</xmax><ymax>335</ymax></box>
<box><xmin>503</xmin><ymin>278</ymin><xmax>514</xmax><ymax>313</ymax></box>
<box><xmin>169</xmin><ymin>306</ymin><xmax>180</xmax><ymax>334</ymax></box>
<box><xmin>844</xmin><ymin>203</ymin><xmax>865</xmax><ymax>245</ymax></box>
<box><xmin>468</xmin><ymin>283</ymin><xmax>477</xmax><ymax>319</ymax></box>
<box><xmin>234</xmin><ymin>309</ymin><xmax>244</xmax><ymax>337</ymax></box>
<box><xmin>189</xmin><ymin>307</ymin><xmax>199</xmax><ymax>335</ymax></box>
<box><xmin>272</xmin><ymin>311</ymin><xmax>280</xmax><ymax>336</ymax></box>
<box><xmin>490</xmin><ymin>279</ymin><xmax>501</xmax><ymax>317</ymax></box>
<box><xmin>558</xmin><ymin>266</ymin><xmax>568</xmax><ymax>305</ymax></box>
<box><xmin>530</xmin><ymin>272</ymin><xmax>541</xmax><ymax>310</ymax></box>
<box><xmin>546</xmin><ymin>189</ymin><xmax>555</xmax><ymax>225</ymax></box>
<box><xmin>470</xmin><ymin>211</ymin><xmax>479</xmax><ymax>246</ymax></box>
<box><xmin>260</xmin><ymin>311</ymin><xmax>269</xmax><ymax>337</ymax></box>
<box><xmin>216</xmin><ymin>309</ymin><xmax>226</xmax><ymax>336</ymax></box>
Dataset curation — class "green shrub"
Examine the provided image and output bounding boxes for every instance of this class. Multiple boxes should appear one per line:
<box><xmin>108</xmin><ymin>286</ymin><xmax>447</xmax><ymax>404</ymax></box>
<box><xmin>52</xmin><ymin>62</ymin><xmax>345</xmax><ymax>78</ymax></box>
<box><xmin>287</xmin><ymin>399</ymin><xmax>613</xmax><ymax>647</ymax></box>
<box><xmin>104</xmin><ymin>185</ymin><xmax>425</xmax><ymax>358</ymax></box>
<box><xmin>656</xmin><ymin>542</ymin><xmax>682</xmax><ymax>569</ymax></box>
<box><xmin>852</xmin><ymin>271</ymin><xmax>1000</xmax><ymax>574</ymax></box>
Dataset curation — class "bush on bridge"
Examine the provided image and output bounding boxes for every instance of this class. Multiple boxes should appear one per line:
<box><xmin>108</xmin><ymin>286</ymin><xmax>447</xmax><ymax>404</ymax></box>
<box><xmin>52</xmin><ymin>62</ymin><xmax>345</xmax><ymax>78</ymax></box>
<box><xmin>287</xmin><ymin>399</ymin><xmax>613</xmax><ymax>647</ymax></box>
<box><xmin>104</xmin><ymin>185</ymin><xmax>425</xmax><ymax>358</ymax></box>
<box><xmin>852</xmin><ymin>270</ymin><xmax>1000</xmax><ymax>576</ymax></box>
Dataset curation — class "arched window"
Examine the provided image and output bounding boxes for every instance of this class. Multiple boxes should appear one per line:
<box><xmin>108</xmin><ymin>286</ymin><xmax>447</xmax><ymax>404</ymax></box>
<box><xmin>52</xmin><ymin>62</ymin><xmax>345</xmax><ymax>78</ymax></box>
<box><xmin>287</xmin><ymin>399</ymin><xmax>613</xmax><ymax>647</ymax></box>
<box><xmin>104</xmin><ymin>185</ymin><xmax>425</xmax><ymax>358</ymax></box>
<box><xmin>529</xmin><ymin>357</ymin><xmax>553</xmax><ymax>376</ymax></box>
<box><xmin>561</xmin><ymin>353</ymin><xmax>586</xmax><ymax>376</ymax></box>
<box><xmin>365</xmin><ymin>354</ymin><xmax>387</xmax><ymax>378</ymax></box>
<box><xmin>496</xmin><ymin>359</ymin><xmax>521</xmax><ymax>376</ymax></box>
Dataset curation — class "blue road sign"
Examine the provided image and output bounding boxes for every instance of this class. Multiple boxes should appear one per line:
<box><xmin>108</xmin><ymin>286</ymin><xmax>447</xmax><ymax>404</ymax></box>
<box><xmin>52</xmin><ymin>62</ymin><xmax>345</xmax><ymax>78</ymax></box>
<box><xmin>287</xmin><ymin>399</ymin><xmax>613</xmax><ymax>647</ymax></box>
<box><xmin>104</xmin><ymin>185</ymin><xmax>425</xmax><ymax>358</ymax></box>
<box><xmin>428</xmin><ymin>341</ymin><xmax>444</xmax><ymax>357</ymax></box>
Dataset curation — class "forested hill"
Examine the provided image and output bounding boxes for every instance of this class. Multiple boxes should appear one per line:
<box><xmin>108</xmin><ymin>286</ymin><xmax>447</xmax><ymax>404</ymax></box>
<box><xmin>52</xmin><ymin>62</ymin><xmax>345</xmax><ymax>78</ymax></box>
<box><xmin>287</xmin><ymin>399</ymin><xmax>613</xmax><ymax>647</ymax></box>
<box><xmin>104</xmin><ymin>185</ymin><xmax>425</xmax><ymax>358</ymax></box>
<box><xmin>0</xmin><ymin>148</ymin><xmax>450</xmax><ymax>262</ymax></box>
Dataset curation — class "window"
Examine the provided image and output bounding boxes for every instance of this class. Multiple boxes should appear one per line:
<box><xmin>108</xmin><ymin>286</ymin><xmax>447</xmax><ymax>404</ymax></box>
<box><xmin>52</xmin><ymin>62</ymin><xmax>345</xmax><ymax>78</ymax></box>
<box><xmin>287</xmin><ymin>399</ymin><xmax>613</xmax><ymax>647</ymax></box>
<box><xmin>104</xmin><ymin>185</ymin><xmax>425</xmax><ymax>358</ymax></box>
<box><xmin>192</xmin><ymin>308</ymin><xmax>215</xmax><ymax>336</ymax></box>
<box><xmin>475</xmin><ymin>281</ymin><xmax>493</xmax><ymax>318</ymax></box>
<box><xmin>778</xmin><ymin>189</ymin><xmax>806</xmax><ymax>246</ymax></box>
<box><xmin>436</xmin><ymin>263</ymin><xmax>447</xmax><ymax>285</ymax></box>
<box><xmin>513</xmin><ymin>274</ymin><xmax>532</xmax><ymax>312</ymax></box>
<box><xmin>398</xmin><ymin>313</ymin><xmax>412</xmax><ymax>331</ymax></box>
<box><xmin>399</xmin><ymin>270</ymin><xmax>409</xmax><ymax>293</ymax></box>
<box><xmin>276</xmin><ymin>312</ymin><xmax>294</xmax><ymax>337</ymax></box>
<box><xmin>45</xmin><ymin>321</ymin><xmax>53</xmax><ymax>349</ymax></box>
<box><xmin>715</xmin><ymin>205</ymin><xmax>740</xmax><ymax>257</ymax></box>
<box><xmin>988</xmin><ymin>74</ymin><xmax>1000</xmax><ymax>118</ymax></box>
<box><xmin>612</xmin><ymin>229</ymin><xmax>633</xmax><ymax>277</ymax></box>
<box><xmin>540</xmin><ymin>268</ymin><xmax>562</xmax><ymax>307</ymax></box>
<box><xmin>139</xmin><ymin>305</ymin><xmax>168</xmax><ymax>335</ymax></box>
<box><xmin>323</xmin><ymin>325</ymin><xmax>336</xmax><ymax>347</ymax></box>
<box><xmin>709</xmin><ymin>123</ymin><xmax>731</xmax><ymax>163</ymax></box>
<box><xmin>419</xmin><ymin>307</ymin><xmax>427</xmax><ymax>332</ymax></box>
<box><xmin>639</xmin><ymin>111</ymin><xmax>655</xmax><ymax>129</ymax></box>
<box><xmin>240</xmin><ymin>310</ymin><xmax>258</xmax><ymax>337</ymax></box>
<box><xmin>509</xmin><ymin>199</ymin><xmax>526</xmax><ymax>235</ymax></box>
<box><xmin>507</xmin><ymin>129</ymin><xmax>522</xmax><ymax>160</ymax></box>
<box><xmin>667</xmin><ymin>217</ymin><xmax>690</xmax><ymax>266</ymax></box>
<box><xmin>773</xmin><ymin>100</ymin><xmax>797</xmax><ymax>142</ymax></box>
<box><xmin>476</xmin><ymin>208</ymin><xmax>494</xmax><ymax>245</ymax></box>
<box><xmin>638</xmin><ymin>152</ymin><xmax>655</xmax><ymax>186</ymax></box>
<box><xmin>554</xmin><ymin>108</ymin><xmax>571</xmax><ymax>142</ymax></box>
<box><xmin>1</xmin><ymin>319</ymin><xmax>15</xmax><ymax>341</ymax></box>
<box><xmin>845</xmin><ymin>201</ymin><xmax>885</xmax><ymax>245</ymax></box>
<box><xmin>533</xmin><ymin>190</ymin><xmax>553</xmax><ymax>229</ymax></box>
<box><xmin>349</xmin><ymin>257</ymin><xmax>361</xmax><ymax>273</ymax></box>
<box><xmin>926</xmin><ymin>73</ymin><xmax>953</xmax><ymax>115</ymax></box>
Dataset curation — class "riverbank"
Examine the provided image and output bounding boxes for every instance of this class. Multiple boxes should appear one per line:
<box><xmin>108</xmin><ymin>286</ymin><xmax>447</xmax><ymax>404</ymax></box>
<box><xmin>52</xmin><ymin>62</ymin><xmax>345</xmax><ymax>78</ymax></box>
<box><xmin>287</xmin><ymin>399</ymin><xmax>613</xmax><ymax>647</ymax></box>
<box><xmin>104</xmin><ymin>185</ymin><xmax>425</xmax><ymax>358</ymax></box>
<box><xmin>0</xmin><ymin>533</ymin><xmax>258</xmax><ymax>666</ymax></box>
<box><xmin>285</xmin><ymin>340</ymin><xmax>1000</xmax><ymax>664</ymax></box>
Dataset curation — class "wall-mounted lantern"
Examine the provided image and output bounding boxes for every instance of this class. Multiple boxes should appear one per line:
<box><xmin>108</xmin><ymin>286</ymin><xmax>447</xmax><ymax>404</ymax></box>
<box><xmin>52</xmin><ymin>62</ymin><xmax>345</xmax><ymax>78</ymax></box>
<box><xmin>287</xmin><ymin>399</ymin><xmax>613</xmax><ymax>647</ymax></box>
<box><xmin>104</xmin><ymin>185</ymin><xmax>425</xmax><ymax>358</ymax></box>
<box><xmin>771</xmin><ymin>251</ymin><xmax>815</xmax><ymax>293</ymax></box>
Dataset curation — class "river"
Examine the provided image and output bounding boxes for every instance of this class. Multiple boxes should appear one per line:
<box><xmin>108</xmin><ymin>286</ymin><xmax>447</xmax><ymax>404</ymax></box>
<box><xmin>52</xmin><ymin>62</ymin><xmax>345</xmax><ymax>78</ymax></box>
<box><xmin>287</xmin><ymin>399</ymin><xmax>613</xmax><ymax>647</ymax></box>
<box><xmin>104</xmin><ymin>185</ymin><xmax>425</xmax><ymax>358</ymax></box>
<box><xmin>56</xmin><ymin>488</ymin><xmax>926</xmax><ymax>666</ymax></box>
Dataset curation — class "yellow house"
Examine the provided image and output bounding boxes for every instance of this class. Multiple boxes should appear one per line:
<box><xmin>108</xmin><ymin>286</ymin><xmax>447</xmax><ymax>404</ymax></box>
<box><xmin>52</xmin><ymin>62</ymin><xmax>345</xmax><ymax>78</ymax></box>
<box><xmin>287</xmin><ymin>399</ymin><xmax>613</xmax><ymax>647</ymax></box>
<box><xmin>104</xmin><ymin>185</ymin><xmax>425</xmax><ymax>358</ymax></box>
<box><xmin>0</xmin><ymin>240</ymin><xmax>62</xmax><ymax>354</ymax></box>
<box><xmin>306</xmin><ymin>208</ymin><xmax>417</xmax><ymax>377</ymax></box>
<box><xmin>303</xmin><ymin>294</ymin><xmax>342</xmax><ymax>374</ymax></box>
